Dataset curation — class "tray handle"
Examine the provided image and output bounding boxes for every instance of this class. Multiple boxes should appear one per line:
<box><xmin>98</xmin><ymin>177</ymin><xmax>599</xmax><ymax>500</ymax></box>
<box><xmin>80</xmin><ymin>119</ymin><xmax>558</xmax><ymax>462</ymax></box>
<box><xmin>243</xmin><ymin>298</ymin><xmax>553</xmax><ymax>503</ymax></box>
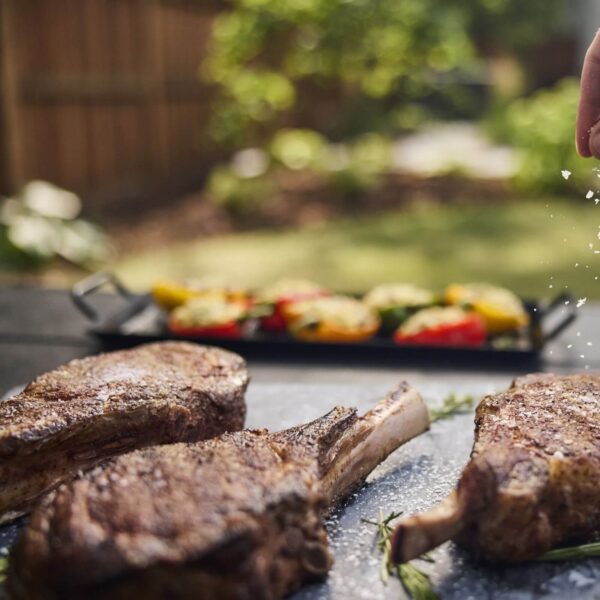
<box><xmin>539</xmin><ymin>293</ymin><xmax>578</xmax><ymax>345</ymax></box>
<box><xmin>71</xmin><ymin>272</ymin><xmax>134</xmax><ymax>322</ymax></box>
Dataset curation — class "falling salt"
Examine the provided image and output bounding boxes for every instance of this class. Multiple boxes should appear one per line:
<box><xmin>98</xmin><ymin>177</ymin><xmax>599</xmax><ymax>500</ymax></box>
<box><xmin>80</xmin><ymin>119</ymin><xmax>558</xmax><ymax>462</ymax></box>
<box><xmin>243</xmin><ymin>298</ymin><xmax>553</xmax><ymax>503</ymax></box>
<box><xmin>587</xmin><ymin>342</ymin><xmax>593</xmax><ymax>346</ymax></box>
<box><xmin>567</xmin><ymin>344</ymin><xmax>573</xmax><ymax>349</ymax></box>
<box><xmin>577</xmin><ymin>298</ymin><xmax>587</xmax><ymax>308</ymax></box>
<box><xmin>561</xmin><ymin>170</ymin><xmax>572</xmax><ymax>180</ymax></box>
<box><xmin>587</xmin><ymin>190</ymin><xmax>594</xmax><ymax>199</ymax></box>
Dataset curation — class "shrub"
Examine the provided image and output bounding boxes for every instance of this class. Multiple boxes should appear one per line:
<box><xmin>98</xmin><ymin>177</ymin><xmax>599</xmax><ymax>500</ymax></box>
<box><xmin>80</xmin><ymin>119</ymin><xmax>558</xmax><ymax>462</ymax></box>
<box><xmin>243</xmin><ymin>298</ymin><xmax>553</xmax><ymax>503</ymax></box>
<box><xmin>203</xmin><ymin>0</ymin><xmax>563</xmax><ymax>146</ymax></box>
<box><xmin>487</xmin><ymin>79</ymin><xmax>594</xmax><ymax>194</ymax></box>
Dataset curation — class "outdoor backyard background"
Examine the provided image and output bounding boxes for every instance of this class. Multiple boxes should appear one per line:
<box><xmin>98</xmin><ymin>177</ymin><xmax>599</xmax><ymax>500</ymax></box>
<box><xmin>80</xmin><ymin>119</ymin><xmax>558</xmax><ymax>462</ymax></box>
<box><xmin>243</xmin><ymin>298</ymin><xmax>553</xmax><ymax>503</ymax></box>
<box><xmin>1</xmin><ymin>0</ymin><xmax>600</xmax><ymax>299</ymax></box>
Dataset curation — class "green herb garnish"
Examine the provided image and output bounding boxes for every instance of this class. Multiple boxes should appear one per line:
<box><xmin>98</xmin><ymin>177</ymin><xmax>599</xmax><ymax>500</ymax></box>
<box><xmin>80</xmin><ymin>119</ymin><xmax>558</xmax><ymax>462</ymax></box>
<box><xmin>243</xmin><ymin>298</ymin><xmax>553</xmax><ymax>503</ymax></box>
<box><xmin>0</xmin><ymin>557</ymin><xmax>7</xmax><ymax>583</ymax></box>
<box><xmin>430</xmin><ymin>393</ymin><xmax>475</xmax><ymax>422</ymax></box>
<box><xmin>538</xmin><ymin>541</ymin><xmax>600</xmax><ymax>561</ymax></box>
<box><xmin>362</xmin><ymin>510</ymin><xmax>439</xmax><ymax>600</ymax></box>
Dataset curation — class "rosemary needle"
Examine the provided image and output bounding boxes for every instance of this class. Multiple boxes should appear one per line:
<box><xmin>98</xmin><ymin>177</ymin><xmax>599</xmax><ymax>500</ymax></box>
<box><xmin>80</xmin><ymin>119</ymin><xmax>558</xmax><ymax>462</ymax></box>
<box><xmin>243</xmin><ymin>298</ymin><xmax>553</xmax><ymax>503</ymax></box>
<box><xmin>362</xmin><ymin>510</ymin><xmax>439</xmax><ymax>600</ymax></box>
<box><xmin>430</xmin><ymin>393</ymin><xmax>475</xmax><ymax>422</ymax></box>
<box><xmin>538</xmin><ymin>541</ymin><xmax>600</xmax><ymax>561</ymax></box>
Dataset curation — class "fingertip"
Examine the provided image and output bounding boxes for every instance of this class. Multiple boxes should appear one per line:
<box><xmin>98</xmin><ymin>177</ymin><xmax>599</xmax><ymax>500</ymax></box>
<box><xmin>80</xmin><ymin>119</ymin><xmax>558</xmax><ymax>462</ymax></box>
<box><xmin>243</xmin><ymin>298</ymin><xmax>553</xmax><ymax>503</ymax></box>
<box><xmin>577</xmin><ymin>139</ymin><xmax>592</xmax><ymax>158</ymax></box>
<box><xmin>589</xmin><ymin>122</ymin><xmax>600</xmax><ymax>159</ymax></box>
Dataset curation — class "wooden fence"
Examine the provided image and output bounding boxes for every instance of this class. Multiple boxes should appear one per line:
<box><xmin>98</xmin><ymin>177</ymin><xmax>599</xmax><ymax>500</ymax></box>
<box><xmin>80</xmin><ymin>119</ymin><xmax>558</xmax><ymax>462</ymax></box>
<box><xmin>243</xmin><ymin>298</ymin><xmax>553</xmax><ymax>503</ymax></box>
<box><xmin>0</xmin><ymin>0</ymin><xmax>221</xmax><ymax>215</ymax></box>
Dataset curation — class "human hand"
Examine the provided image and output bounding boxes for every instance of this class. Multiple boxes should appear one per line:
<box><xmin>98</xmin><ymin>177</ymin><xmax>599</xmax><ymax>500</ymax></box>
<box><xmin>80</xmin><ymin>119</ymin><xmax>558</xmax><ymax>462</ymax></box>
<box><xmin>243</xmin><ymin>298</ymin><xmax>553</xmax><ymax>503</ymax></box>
<box><xmin>577</xmin><ymin>29</ymin><xmax>600</xmax><ymax>157</ymax></box>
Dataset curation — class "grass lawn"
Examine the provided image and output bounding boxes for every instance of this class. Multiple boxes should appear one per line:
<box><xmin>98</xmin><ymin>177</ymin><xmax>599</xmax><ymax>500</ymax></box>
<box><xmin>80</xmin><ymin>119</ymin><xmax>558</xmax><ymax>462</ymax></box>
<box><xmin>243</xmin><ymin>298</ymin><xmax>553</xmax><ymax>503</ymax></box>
<box><xmin>114</xmin><ymin>198</ymin><xmax>600</xmax><ymax>299</ymax></box>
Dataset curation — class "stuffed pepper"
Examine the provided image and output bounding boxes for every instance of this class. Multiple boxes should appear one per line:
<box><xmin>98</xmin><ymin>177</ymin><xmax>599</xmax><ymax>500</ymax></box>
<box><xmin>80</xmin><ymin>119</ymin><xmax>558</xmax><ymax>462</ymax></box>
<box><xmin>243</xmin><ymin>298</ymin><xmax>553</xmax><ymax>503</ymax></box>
<box><xmin>153</xmin><ymin>278</ymin><xmax>247</xmax><ymax>312</ymax></box>
<box><xmin>445</xmin><ymin>283</ymin><xmax>529</xmax><ymax>335</ymax></box>
<box><xmin>255</xmin><ymin>278</ymin><xmax>329</xmax><ymax>332</ymax></box>
<box><xmin>363</xmin><ymin>283</ymin><xmax>436</xmax><ymax>332</ymax></box>
<box><xmin>168</xmin><ymin>296</ymin><xmax>250</xmax><ymax>338</ymax></box>
<box><xmin>285</xmin><ymin>296</ymin><xmax>380</xmax><ymax>343</ymax></box>
<box><xmin>393</xmin><ymin>306</ymin><xmax>486</xmax><ymax>347</ymax></box>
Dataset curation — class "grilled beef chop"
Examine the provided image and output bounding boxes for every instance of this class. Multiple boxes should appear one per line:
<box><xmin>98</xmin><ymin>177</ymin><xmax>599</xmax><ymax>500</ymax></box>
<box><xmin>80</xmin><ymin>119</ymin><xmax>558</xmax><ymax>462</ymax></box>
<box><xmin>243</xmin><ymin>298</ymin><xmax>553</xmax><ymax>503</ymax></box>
<box><xmin>391</xmin><ymin>373</ymin><xmax>600</xmax><ymax>563</ymax></box>
<box><xmin>9</xmin><ymin>382</ymin><xmax>429</xmax><ymax>600</ymax></box>
<box><xmin>0</xmin><ymin>341</ymin><xmax>248</xmax><ymax>524</ymax></box>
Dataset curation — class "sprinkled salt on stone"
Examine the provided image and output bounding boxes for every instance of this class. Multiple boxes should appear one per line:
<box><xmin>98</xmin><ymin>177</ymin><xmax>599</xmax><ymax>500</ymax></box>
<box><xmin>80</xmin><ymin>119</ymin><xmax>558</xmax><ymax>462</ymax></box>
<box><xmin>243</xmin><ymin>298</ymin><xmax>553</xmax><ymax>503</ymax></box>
<box><xmin>577</xmin><ymin>298</ymin><xmax>587</xmax><ymax>308</ymax></box>
<box><xmin>561</xmin><ymin>170</ymin><xmax>571</xmax><ymax>180</ymax></box>
<box><xmin>569</xmin><ymin>570</ymin><xmax>595</xmax><ymax>588</ymax></box>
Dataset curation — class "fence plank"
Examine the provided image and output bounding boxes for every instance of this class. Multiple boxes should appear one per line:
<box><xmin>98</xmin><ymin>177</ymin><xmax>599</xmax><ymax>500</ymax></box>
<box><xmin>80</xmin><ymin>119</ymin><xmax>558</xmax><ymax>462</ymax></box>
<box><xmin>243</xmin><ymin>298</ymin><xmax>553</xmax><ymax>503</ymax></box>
<box><xmin>0</xmin><ymin>0</ymin><xmax>26</xmax><ymax>190</ymax></box>
<box><xmin>1</xmin><ymin>0</ymin><xmax>221</xmax><ymax>210</ymax></box>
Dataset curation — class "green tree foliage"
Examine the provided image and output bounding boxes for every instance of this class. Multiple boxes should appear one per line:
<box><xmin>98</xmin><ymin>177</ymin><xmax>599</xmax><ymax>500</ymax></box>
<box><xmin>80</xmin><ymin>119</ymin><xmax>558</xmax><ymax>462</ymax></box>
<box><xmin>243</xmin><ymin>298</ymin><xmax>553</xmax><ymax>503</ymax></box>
<box><xmin>203</xmin><ymin>0</ymin><xmax>562</xmax><ymax>146</ymax></box>
<box><xmin>487</xmin><ymin>79</ymin><xmax>593</xmax><ymax>193</ymax></box>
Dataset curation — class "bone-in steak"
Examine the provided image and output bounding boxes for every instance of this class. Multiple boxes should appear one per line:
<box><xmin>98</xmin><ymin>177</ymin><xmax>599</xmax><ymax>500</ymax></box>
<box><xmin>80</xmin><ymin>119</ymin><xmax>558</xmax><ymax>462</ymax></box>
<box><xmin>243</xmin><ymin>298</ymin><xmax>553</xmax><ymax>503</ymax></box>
<box><xmin>0</xmin><ymin>341</ymin><xmax>249</xmax><ymax>524</ymax></box>
<box><xmin>391</xmin><ymin>373</ymin><xmax>600</xmax><ymax>563</ymax></box>
<box><xmin>8</xmin><ymin>382</ymin><xmax>429</xmax><ymax>600</ymax></box>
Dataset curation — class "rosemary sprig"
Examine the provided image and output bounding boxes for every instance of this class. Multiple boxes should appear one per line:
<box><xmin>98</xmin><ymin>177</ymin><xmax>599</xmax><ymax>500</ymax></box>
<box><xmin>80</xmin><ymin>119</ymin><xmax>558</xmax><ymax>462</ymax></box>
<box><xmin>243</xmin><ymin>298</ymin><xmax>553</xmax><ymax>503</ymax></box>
<box><xmin>430</xmin><ymin>393</ymin><xmax>475</xmax><ymax>422</ymax></box>
<box><xmin>0</xmin><ymin>557</ymin><xmax>7</xmax><ymax>583</ymax></box>
<box><xmin>538</xmin><ymin>541</ymin><xmax>600</xmax><ymax>562</ymax></box>
<box><xmin>362</xmin><ymin>510</ymin><xmax>439</xmax><ymax>600</ymax></box>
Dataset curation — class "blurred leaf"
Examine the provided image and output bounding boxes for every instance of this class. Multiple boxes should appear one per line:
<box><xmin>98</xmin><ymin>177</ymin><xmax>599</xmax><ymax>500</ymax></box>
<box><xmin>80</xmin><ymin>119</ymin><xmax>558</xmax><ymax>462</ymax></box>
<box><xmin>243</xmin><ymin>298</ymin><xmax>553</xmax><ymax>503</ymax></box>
<box><xmin>21</xmin><ymin>180</ymin><xmax>81</xmax><ymax>219</ymax></box>
<box><xmin>270</xmin><ymin>129</ymin><xmax>328</xmax><ymax>170</ymax></box>
<box><xmin>203</xmin><ymin>0</ymin><xmax>562</xmax><ymax>144</ymax></box>
<box><xmin>0</xmin><ymin>181</ymin><xmax>111</xmax><ymax>271</ymax></box>
<box><xmin>486</xmin><ymin>78</ymin><xmax>593</xmax><ymax>193</ymax></box>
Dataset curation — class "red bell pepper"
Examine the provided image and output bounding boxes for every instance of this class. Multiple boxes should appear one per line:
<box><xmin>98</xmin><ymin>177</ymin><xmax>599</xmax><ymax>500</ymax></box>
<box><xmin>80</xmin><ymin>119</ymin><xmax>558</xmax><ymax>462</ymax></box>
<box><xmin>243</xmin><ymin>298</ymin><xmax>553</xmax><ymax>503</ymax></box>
<box><xmin>260</xmin><ymin>292</ymin><xmax>328</xmax><ymax>333</ymax></box>
<box><xmin>393</xmin><ymin>312</ymin><xmax>486</xmax><ymax>347</ymax></box>
<box><xmin>168</xmin><ymin>319</ymin><xmax>243</xmax><ymax>339</ymax></box>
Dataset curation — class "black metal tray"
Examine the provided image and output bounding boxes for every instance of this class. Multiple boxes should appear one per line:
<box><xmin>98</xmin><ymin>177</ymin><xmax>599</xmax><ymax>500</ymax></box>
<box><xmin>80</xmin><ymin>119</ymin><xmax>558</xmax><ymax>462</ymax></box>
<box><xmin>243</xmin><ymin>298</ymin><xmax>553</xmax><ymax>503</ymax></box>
<box><xmin>71</xmin><ymin>272</ymin><xmax>577</xmax><ymax>367</ymax></box>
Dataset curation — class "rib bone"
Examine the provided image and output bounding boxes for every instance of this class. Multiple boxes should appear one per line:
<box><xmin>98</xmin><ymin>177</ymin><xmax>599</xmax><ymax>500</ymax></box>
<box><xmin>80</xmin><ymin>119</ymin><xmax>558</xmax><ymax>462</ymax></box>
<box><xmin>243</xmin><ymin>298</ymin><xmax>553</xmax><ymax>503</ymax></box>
<box><xmin>9</xmin><ymin>382</ymin><xmax>430</xmax><ymax>600</ymax></box>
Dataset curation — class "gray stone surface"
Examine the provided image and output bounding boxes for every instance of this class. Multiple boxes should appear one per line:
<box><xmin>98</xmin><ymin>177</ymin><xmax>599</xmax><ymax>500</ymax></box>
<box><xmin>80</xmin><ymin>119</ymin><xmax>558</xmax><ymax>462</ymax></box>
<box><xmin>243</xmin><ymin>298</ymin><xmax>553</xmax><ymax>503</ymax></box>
<box><xmin>244</xmin><ymin>381</ymin><xmax>600</xmax><ymax>600</ymax></box>
<box><xmin>3</xmin><ymin>379</ymin><xmax>594</xmax><ymax>599</ymax></box>
<box><xmin>1</xmin><ymin>285</ymin><xmax>599</xmax><ymax>597</ymax></box>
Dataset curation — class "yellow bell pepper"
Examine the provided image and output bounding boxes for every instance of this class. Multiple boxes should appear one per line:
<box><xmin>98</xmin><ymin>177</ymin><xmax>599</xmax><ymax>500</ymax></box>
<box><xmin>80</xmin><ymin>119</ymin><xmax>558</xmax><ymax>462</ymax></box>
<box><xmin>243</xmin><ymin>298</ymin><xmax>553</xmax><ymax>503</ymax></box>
<box><xmin>292</xmin><ymin>321</ymin><xmax>380</xmax><ymax>343</ymax></box>
<box><xmin>286</xmin><ymin>296</ymin><xmax>380</xmax><ymax>343</ymax></box>
<box><xmin>152</xmin><ymin>281</ymin><xmax>229</xmax><ymax>312</ymax></box>
<box><xmin>445</xmin><ymin>283</ymin><xmax>529</xmax><ymax>335</ymax></box>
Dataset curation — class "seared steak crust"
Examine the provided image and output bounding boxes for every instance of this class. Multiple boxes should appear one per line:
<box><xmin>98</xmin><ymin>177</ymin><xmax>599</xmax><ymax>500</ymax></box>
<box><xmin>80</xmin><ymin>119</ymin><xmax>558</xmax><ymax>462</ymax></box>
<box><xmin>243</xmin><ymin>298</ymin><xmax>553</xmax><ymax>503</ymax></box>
<box><xmin>10</xmin><ymin>431</ymin><xmax>330</xmax><ymax>600</ymax></box>
<box><xmin>9</xmin><ymin>384</ymin><xmax>430</xmax><ymax>600</ymax></box>
<box><xmin>0</xmin><ymin>342</ymin><xmax>249</xmax><ymax>523</ymax></box>
<box><xmin>391</xmin><ymin>373</ymin><xmax>600</xmax><ymax>564</ymax></box>
<box><xmin>455</xmin><ymin>373</ymin><xmax>600</xmax><ymax>561</ymax></box>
